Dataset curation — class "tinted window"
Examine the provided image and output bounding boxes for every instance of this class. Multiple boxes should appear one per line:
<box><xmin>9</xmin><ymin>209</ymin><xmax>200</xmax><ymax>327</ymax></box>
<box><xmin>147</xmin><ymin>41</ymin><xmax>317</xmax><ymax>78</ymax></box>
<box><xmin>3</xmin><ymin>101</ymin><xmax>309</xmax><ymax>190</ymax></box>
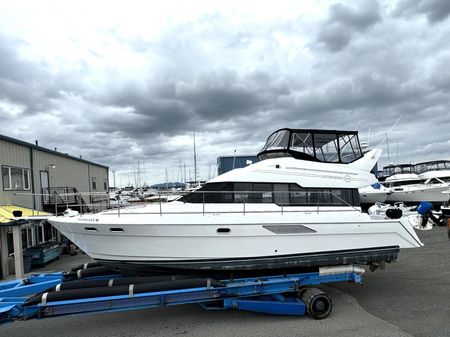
<box><xmin>274</xmin><ymin>184</ymin><xmax>289</xmax><ymax>205</ymax></box>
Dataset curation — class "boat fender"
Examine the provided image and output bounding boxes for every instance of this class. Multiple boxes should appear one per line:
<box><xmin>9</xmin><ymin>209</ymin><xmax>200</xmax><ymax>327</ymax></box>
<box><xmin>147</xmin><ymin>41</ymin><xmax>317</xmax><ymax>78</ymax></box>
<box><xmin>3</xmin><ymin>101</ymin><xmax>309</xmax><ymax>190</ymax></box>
<box><xmin>385</xmin><ymin>208</ymin><xmax>403</xmax><ymax>219</ymax></box>
<box><xmin>56</xmin><ymin>284</ymin><xmax>62</xmax><ymax>292</ymax></box>
<box><xmin>83</xmin><ymin>263</ymin><xmax>89</xmax><ymax>269</ymax></box>
<box><xmin>77</xmin><ymin>269</ymin><xmax>82</xmax><ymax>279</ymax></box>
<box><xmin>128</xmin><ymin>284</ymin><xmax>134</xmax><ymax>298</ymax></box>
<box><xmin>108</xmin><ymin>279</ymin><xmax>114</xmax><ymax>287</ymax></box>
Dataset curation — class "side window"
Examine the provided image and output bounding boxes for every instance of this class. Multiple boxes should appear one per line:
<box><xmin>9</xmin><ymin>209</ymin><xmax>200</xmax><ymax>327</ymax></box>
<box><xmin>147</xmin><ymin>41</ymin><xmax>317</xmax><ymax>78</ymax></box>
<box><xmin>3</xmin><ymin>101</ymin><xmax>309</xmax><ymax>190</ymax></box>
<box><xmin>289</xmin><ymin>184</ymin><xmax>309</xmax><ymax>205</ymax></box>
<box><xmin>252</xmin><ymin>183</ymin><xmax>273</xmax><ymax>203</ymax></box>
<box><xmin>103</xmin><ymin>178</ymin><xmax>108</xmax><ymax>190</ymax></box>
<box><xmin>92</xmin><ymin>177</ymin><xmax>97</xmax><ymax>191</ymax></box>
<box><xmin>2</xmin><ymin>166</ymin><xmax>31</xmax><ymax>190</ymax></box>
<box><xmin>274</xmin><ymin>184</ymin><xmax>289</xmax><ymax>205</ymax></box>
<box><xmin>234</xmin><ymin>183</ymin><xmax>252</xmax><ymax>203</ymax></box>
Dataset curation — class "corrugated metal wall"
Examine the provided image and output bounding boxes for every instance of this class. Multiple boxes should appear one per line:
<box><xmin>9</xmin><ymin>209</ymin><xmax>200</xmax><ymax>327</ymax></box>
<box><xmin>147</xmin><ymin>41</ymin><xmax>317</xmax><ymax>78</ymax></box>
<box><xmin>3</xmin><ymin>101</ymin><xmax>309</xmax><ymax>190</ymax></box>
<box><xmin>0</xmin><ymin>140</ymin><xmax>32</xmax><ymax>207</ymax></box>
<box><xmin>0</xmin><ymin>138</ymin><xmax>108</xmax><ymax>210</ymax></box>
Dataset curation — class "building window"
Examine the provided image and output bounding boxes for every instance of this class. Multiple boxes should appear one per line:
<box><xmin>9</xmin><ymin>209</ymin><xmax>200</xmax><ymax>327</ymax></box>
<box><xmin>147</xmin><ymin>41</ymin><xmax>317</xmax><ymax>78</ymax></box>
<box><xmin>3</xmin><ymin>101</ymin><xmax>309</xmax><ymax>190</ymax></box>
<box><xmin>92</xmin><ymin>177</ymin><xmax>97</xmax><ymax>191</ymax></box>
<box><xmin>7</xmin><ymin>232</ymin><xmax>14</xmax><ymax>255</ymax></box>
<box><xmin>1</xmin><ymin>166</ymin><xmax>31</xmax><ymax>191</ymax></box>
<box><xmin>104</xmin><ymin>178</ymin><xmax>108</xmax><ymax>190</ymax></box>
<box><xmin>37</xmin><ymin>222</ymin><xmax>56</xmax><ymax>243</ymax></box>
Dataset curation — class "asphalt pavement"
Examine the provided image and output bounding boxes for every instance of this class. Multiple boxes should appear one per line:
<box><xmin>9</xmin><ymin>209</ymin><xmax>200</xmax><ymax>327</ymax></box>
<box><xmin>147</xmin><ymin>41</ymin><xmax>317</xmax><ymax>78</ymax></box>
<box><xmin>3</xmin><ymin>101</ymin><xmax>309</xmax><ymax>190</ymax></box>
<box><xmin>1</xmin><ymin>227</ymin><xmax>449</xmax><ymax>337</ymax></box>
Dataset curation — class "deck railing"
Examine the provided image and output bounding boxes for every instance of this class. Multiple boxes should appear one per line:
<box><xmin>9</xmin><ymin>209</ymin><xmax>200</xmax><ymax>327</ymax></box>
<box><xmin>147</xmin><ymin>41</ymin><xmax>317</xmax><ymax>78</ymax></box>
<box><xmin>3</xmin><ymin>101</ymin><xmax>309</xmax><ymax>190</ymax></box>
<box><xmin>15</xmin><ymin>190</ymin><xmax>361</xmax><ymax>217</ymax></box>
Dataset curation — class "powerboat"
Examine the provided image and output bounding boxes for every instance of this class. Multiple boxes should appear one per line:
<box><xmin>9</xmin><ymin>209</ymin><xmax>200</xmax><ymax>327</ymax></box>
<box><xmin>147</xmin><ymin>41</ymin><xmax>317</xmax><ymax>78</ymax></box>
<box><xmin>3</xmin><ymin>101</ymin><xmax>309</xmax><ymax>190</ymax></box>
<box><xmin>359</xmin><ymin>183</ymin><xmax>392</xmax><ymax>204</ymax></box>
<box><xmin>382</xmin><ymin>163</ymin><xmax>450</xmax><ymax>205</ymax></box>
<box><xmin>415</xmin><ymin>160</ymin><xmax>450</xmax><ymax>181</ymax></box>
<box><xmin>48</xmin><ymin>129</ymin><xmax>423</xmax><ymax>275</ymax></box>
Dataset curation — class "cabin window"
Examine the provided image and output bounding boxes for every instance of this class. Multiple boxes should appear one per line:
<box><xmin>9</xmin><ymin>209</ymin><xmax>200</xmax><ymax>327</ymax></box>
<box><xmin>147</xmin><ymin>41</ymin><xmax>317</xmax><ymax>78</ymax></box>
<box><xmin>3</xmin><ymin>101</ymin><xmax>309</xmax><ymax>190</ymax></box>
<box><xmin>290</xmin><ymin>132</ymin><xmax>315</xmax><ymax>157</ymax></box>
<box><xmin>181</xmin><ymin>182</ymin><xmax>359</xmax><ymax>206</ymax></box>
<box><xmin>261</xmin><ymin>130</ymin><xmax>290</xmax><ymax>152</ymax></box>
<box><xmin>92</xmin><ymin>177</ymin><xmax>97</xmax><ymax>191</ymax></box>
<box><xmin>313</xmin><ymin>134</ymin><xmax>340</xmax><ymax>163</ymax></box>
<box><xmin>234</xmin><ymin>183</ymin><xmax>252</xmax><ymax>203</ymax></box>
<box><xmin>338</xmin><ymin>134</ymin><xmax>362</xmax><ymax>163</ymax></box>
<box><xmin>252</xmin><ymin>183</ymin><xmax>273</xmax><ymax>203</ymax></box>
<box><xmin>1</xmin><ymin>166</ymin><xmax>31</xmax><ymax>191</ymax></box>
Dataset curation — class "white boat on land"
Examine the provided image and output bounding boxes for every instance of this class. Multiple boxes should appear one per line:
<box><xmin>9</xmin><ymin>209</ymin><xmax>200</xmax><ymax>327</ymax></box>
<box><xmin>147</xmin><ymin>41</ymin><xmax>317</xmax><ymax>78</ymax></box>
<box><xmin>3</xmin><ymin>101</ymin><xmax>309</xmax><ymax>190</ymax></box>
<box><xmin>381</xmin><ymin>163</ymin><xmax>450</xmax><ymax>205</ymax></box>
<box><xmin>48</xmin><ymin>129</ymin><xmax>422</xmax><ymax>276</ymax></box>
<box><xmin>359</xmin><ymin>184</ymin><xmax>392</xmax><ymax>204</ymax></box>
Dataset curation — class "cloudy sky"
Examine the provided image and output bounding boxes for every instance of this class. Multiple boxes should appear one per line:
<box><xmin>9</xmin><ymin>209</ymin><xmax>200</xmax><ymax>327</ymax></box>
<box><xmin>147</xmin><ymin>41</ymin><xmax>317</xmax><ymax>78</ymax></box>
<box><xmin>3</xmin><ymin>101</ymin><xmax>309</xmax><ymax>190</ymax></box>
<box><xmin>1</xmin><ymin>0</ymin><xmax>450</xmax><ymax>186</ymax></box>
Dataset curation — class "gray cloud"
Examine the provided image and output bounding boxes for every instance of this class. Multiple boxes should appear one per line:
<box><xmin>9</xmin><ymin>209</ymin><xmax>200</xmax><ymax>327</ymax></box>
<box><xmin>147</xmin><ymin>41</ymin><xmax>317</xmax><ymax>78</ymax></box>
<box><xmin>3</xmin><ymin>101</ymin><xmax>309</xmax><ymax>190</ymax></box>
<box><xmin>317</xmin><ymin>1</ymin><xmax>381</xmax><ymax>52</ymax></box>
<box><xmin>395</xmin><ymin>0</ymin><xmax>450</xmax><ymax>23</ymax></box>
<box><xmin>0</xmin><ymin>1</ymin><xmax>450</xmax><ymax>184</ymax></box>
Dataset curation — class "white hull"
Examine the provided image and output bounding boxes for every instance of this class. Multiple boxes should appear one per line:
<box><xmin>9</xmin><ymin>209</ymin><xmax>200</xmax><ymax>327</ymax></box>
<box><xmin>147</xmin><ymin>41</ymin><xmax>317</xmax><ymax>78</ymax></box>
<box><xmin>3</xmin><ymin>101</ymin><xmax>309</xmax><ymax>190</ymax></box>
<box><xmin>387</xmin><ymin>185</ymin><xmax>449</xmax><ymax>203</ymax></box>
<box><xmin>359</xmin><ymin>189</ymin><xmax>390</xmax><ymax>204</ymax></box>
<box><xmin>49</xmin><ymin>202</ymin><xmax>422</xmax><ymax>269</ymax></box>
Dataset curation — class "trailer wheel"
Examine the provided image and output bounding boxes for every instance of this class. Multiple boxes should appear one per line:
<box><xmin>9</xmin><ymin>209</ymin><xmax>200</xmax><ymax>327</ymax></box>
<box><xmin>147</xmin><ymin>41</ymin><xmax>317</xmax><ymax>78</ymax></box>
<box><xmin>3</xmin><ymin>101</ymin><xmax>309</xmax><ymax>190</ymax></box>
<box><xmin>300</xmin><ymin>288</ymin><xmax>332</xmax><ymax>319</ymax></box>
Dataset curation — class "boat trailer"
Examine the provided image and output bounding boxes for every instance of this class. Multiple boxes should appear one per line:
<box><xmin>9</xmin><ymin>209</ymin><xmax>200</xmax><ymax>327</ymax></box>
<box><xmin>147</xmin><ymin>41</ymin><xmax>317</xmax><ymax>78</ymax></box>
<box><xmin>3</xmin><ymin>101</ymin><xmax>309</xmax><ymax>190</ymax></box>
<box><xmin>0</xmin><ymin>264</ymin><xmax>364</xmax><ymax>324</ymax></box>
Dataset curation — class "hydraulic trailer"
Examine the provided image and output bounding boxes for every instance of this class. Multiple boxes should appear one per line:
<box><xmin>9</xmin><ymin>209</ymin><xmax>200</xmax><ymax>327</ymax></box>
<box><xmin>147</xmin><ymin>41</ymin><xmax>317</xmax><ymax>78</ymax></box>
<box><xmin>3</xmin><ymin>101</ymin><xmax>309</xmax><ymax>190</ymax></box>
<box><xmin>0</xmin><ymin>265</ymin><xmax>364</xmax><ymax>324</ymax></box>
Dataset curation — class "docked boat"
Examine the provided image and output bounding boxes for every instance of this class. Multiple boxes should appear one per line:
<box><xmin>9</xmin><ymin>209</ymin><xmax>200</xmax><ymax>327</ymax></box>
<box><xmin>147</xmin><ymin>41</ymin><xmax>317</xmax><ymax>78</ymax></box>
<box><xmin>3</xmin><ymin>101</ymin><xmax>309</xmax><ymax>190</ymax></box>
<box><xmin>48</xmin><ymin>129</ymin><xmax>422</xmax><ymax>276</ymax></box>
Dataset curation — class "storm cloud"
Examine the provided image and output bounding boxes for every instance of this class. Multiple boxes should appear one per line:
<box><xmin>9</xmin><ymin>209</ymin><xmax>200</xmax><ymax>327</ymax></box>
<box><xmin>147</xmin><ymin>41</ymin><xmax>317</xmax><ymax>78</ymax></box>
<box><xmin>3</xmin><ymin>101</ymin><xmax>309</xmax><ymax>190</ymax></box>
<box><xmin>0</xmin><ymin>0</ymin><xmax>449</xmax><ymax>186</ymax></box>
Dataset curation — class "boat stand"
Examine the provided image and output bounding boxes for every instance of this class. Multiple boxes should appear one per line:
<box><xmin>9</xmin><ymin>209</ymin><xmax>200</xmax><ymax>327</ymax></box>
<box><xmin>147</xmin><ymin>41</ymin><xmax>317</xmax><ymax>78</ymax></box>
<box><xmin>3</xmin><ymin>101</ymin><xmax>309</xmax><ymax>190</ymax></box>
<box><xmin>0</xmin><ymin>265</ymin><xmax>364</xmax><ymax>324</ymax></box>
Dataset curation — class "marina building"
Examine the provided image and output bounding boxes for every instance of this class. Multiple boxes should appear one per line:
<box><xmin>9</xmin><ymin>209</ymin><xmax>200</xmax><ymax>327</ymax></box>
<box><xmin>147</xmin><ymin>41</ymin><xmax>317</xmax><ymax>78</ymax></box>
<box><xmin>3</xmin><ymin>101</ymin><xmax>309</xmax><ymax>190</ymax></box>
<box><xmin>0</xmin><ymin>134</ymin><xmax>109</xmax><ymax>278</ymax></box>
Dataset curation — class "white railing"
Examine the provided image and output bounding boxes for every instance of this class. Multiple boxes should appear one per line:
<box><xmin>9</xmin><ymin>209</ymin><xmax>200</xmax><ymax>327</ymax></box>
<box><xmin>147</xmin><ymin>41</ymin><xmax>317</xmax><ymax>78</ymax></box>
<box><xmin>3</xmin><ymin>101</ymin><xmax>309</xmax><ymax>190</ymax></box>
<box><xmin>15</xmin><ymin>190</ymin><xmax>361</xmax><ymax>217</ymax></box>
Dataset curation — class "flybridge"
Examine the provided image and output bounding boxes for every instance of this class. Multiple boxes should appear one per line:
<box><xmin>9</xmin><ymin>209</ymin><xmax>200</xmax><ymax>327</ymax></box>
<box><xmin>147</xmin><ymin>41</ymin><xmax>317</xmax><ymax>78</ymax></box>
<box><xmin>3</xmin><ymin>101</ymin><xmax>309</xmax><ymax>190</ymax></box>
<box><xmin>258</xmin><ymin>128</ymin><xmax>363</xmax><ymax>164</ymax></box>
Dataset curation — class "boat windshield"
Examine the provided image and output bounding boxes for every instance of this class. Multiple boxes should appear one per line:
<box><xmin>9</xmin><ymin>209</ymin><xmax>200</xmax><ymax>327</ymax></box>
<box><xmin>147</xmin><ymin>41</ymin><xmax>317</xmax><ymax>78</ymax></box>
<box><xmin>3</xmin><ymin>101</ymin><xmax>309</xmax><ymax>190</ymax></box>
<box><xmin>381</xmin><ymin>164</ymin><xmax>414</xmax><ymax>178</ymax></box>
<box><xmin>415</xmin><ymin>161</ymin><xmax>450</xmax><ymax>174</ymax></box>
<box><xmin>258</xmin><ymin>129</ymin><xmax>363</xmax><ymax>163</ymax></box>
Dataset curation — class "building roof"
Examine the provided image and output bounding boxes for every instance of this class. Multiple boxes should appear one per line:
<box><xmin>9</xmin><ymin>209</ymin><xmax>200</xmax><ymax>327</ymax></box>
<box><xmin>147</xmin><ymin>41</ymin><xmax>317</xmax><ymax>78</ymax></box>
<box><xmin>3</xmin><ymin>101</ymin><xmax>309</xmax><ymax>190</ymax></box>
<box><xmin>0</xmin><ymin>133</ymin><xmax>109</xmax><ymax>169</ymax></box>
<box><xmin>0</xmin><ymin>205</ymin><xmax>50</xmax><ymax>224</ymax></box>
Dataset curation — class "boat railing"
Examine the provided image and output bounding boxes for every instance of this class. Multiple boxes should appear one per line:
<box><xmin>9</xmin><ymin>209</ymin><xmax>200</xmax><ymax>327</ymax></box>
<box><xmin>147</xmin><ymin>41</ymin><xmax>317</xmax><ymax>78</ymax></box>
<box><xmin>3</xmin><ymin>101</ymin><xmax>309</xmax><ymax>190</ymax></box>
<box><xmin>14</xmin><ymin>190</ymin><xmax>361</xmax><ymax>217</ymax></box>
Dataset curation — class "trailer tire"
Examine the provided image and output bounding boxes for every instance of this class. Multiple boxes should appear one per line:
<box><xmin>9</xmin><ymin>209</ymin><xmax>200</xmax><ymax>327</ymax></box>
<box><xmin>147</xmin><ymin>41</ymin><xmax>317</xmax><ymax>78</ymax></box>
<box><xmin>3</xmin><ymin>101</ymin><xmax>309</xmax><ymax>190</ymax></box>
<box><xmin>300</xmin><ymin>288</ymin><xmax>332</xmax><ymax>319</ymax></box>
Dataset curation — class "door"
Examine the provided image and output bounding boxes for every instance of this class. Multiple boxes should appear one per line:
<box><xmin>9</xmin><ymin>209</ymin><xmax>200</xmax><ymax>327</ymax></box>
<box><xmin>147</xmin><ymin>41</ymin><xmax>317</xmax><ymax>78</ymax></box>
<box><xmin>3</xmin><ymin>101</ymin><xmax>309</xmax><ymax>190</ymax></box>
<box><xmin>40</xmin><ymin>171</ymin><xmax>50</xmax><ymax>203</ymax></box>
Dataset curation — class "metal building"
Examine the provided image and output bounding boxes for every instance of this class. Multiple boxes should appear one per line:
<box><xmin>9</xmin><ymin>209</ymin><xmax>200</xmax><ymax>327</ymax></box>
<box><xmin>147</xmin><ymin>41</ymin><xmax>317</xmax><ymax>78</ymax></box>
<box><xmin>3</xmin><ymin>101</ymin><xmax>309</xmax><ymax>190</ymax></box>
<box><xmin>217</xmin><ymin>155</ymin><xmax>260</xmax><ymax>176</ymax></box>
<box><xmin>0</xmin><ymin>134</ymin><xmax>109</xmax><ymax>278</ymax></box>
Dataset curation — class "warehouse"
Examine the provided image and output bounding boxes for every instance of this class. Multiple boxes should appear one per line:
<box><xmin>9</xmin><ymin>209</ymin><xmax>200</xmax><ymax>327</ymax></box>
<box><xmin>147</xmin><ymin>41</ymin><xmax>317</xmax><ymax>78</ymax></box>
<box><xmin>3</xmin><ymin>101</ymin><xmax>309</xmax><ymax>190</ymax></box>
<box><xmin>0</xmin><ymin>134</ymin><xmax>109</xmax><ymax>278</ymax></box>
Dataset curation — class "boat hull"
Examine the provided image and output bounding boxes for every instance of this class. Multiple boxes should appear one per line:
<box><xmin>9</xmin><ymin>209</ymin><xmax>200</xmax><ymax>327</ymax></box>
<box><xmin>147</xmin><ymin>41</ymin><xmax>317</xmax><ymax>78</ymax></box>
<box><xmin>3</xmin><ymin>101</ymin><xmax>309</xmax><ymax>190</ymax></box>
<box><xmin>97</xmin><ymin>246</ymin><xmax>399</xmax><ymax>276</ymax></box>
<box><xmin>48</xmin><ymin>204</ymin><xmax>422</xmax><ymax>276</ymax></box>
<box><xmin>387</xmin><ymin>185</ymin><xmax>449</xmax><ymax>203</ymax></box>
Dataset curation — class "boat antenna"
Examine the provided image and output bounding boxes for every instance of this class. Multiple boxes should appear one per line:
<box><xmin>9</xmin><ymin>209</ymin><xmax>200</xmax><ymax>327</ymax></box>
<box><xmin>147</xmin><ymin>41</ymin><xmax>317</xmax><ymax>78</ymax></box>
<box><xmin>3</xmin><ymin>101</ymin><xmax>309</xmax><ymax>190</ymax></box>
<box><xmin>232</xmin><ymin>149</ymin><xmax>236</xmax><ymax>169</ymax></box>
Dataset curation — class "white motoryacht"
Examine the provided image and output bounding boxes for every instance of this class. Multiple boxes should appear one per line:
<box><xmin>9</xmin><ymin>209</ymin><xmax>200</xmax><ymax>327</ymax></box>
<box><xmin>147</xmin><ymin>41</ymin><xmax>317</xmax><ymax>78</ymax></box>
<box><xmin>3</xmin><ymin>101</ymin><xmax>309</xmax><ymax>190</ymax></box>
<box><xmin>415</xmin><ymin>160</ymin><xmax>450</xmax><ymax>181</ymax></box>
<box><xmin>382</xmin><ymin>163</ymin><xmax>450</xmax><ymax>205</ymax></box>
<box><xmin>48</xmin><ymin>129</ymin><xmax>422</xmax><ymax>275</ymax></box>
<box><xmin>359</xmin><ymin>183</ymin><xmax>392</xmax><ymax>204</ymax></box>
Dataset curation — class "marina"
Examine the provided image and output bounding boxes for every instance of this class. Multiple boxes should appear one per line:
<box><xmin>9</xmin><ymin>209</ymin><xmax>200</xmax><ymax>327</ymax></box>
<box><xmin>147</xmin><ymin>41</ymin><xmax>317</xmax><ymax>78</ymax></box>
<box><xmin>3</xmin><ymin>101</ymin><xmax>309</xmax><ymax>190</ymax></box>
<box><xmin>0</xmin><ymin>226</ymin><xmax>449</xmax><ymax>337</ymax></box>
<box><xmin>1</xmin><ymin>1</ymin><xmax>450</xmax><ymax>336</ymax></box>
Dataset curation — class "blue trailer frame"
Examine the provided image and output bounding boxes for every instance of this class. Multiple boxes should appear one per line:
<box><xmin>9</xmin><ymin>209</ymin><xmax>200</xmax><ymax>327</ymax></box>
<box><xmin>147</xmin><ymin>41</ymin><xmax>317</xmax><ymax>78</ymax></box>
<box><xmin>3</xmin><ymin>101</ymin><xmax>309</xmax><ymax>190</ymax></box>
<box><xmin>0</xmin><ymin>266</ymin><xmax>364</xmax><ymax>324</ymax></box>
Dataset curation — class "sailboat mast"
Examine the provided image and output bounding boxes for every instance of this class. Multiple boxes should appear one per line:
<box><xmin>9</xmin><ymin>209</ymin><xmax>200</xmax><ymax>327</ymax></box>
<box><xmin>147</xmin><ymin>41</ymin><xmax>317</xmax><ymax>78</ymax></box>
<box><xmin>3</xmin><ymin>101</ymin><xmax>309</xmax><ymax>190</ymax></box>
<box><xmin>193</xmin><ymin>132</ymin><xmax>198</xmax><ymax>186</ymax></box>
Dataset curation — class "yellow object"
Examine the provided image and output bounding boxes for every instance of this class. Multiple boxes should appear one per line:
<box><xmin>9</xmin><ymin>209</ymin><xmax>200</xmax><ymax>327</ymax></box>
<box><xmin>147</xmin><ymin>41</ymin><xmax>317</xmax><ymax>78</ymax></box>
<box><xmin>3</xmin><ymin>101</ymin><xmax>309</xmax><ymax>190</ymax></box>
<box><xmin>0</xmin><ymin>205</ymin><xmax>50</xmax><ymax>223</ymax></box>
